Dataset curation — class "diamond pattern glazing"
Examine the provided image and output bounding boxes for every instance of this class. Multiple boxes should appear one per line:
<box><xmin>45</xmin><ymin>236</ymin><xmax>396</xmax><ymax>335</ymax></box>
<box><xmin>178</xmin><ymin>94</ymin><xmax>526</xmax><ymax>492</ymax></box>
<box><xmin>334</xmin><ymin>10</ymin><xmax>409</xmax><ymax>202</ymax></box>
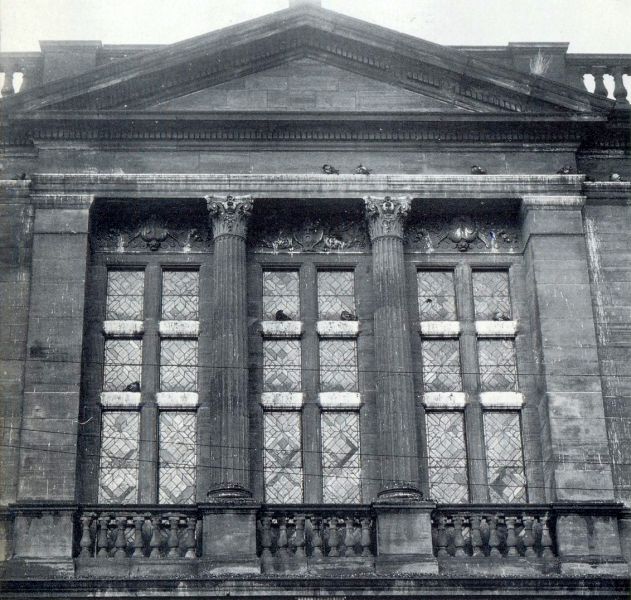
<box><xmin>478</xmin><ymin>339</ymin><xmax>518</xmax><ymax>391</ymax></box>
<box><xmin>98</xmin><ymin>411</ymin><xmax>139</xmax><ymax>503</ymax></box>
<box><xmin>319</xmin><ymin>339</ymin><xmax>358</xmax><ymax>392</ymax></box>
<box><xmin>417</xmin><ymin>271</ymin><xmax>457</xmax><ymax>321</ymax></box>
<box><xmin>103</xmin><ymin>339</ymin><xmax>142</xmax><ymax>391</ymax></box>
<box><xmin>263</xmin><ymin>339</ymin><xmax>301</xmax><ymax>392</ymax></box>
<box><xmin>484</xmin><ymin>411</ymin><xmax>527</xmax><ymax>503</ymax></box>
<box><xmin>317</xmin><ymin>271</ymin><xmax>356</xmax><ymax>320</ymax></box>
<box><xmin>472</xmin><ymin>271</ymin><xmax>512</xmax><ymax>320</ymax></box>
<box><xmin>422</xmin><ymin>339</ymin><xmax>462</xmax><ymax>392</ymax></box>
<box><xmin>264</xmin><ymin>412</ymin><xmax>303</xmax><ymax>503</ymax></box>
<box><xmin>262</xmin><ymin>270</ymin><xmax>300</xmax><ymax>320</ymax></box>
<box><xmin>106</xmin><ymin>270</ymin><xmax>144</xmax><ymax>320</ymax></box>
<box><xmin>321</xmin><ymin>411</ymin><xmax>361</xmax><ymax>503</ymax></box>
<box><xmin>162</xmin><ymin>271</ymin><xmax>199</xmax><ymax>320</ymax></box>
<box><xmin>159</xmin><ymin>411</ymin><xmax>196</xmax><ymax>504</ymax></box>
<box><xmin>160</xmin><ymin>339</ymin><xmax>198</xmax><ymax>392</ymax></box>
<box><xmin>425</xmin><ymin>411</ymin><xmax>469</xmax><ymax>503</ymax></box>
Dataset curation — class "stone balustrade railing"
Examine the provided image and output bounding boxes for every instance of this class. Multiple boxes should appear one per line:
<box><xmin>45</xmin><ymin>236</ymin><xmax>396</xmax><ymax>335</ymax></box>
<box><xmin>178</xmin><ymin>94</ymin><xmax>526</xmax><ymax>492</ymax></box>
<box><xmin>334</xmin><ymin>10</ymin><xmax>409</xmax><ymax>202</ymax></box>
<box><xmin>432</xmin><ymin>505</ymin><xmax>555</xmax><ymax>560</ymax></box>
<box><xmin>76</xmin><ymin>506</ymin><xmax>201</xmax><ymax>559</ymax></box>
<box><xmin>0</xmin><ymin>54</ymin><xmax>43</xmax><ymax>96</ymax></box>
<box><xmin>566</xmin><ymin>55</ymin><xmax>631</xmax><ymax>106</ymax></box>
<box><xmin>257</xmin><ymin>506</ymin><xmax>375</xmax><ymax>573</ymax></box>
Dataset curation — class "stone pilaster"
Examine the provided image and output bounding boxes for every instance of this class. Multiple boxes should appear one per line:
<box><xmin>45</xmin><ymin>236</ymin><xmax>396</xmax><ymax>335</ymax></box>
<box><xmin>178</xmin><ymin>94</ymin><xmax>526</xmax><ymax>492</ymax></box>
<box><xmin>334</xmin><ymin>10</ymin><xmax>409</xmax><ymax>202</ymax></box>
<box><xmin>364</xmin><ymin>195</ymin><xmax>421</xmax><ymax>498</ymax></box>
<box><xmin>206</xmin><ymin>195</ymin><xmax>253</xmax><ymax>497</ymax></box>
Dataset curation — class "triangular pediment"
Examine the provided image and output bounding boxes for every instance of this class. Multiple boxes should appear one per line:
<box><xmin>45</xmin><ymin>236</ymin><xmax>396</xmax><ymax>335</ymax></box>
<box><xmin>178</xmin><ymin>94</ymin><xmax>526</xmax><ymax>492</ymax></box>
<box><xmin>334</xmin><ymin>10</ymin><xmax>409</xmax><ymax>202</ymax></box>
<box><xmin>1</xmin><ymin>3</ymin><xmax>613</xmax><ymax>116</ymax></box>
<box><xmin>147</xmin><ymin>58</ymin><xmax>472</xmax><ymax>113</ymax></box>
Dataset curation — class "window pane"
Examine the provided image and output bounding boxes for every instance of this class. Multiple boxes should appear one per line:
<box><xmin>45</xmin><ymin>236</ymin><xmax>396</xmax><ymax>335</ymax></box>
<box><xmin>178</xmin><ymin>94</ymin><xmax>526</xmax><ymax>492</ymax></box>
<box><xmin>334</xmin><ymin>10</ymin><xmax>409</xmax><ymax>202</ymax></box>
<box><xmin>160</xmin><ymin>339</ymin><xmax>198</xmax><ymax>392</ymax></box>
<box><xmin>106</xmin><ymin>270</ymin><xmax>144</xmax><ymax>320</ymax></box>
<box><xmin>421</xmin><ymin>339</ymin><xmax>462</xmax><ymax>392</ymax></box>
<box><xmin>321</xmin><ymin>411</ymin><xmax>361</xmax><ymax>503</ymax></box>
<box><xmin>263</xmin><ymin>339</ymin><xmax>301</xmax><ymax>392</ymax></box>
<box><xmin>98</xmin><ymin>411</ymin><xmax>139</xmax><ymax>503</ymax></box>
<box><xmin>472</xmin><ymin>271</ymin><xmax>511</xmax><ymax>320</ymax></box>
<box><xmin>478</xmin><ymin>339</ymin><xmax>518</xmax><ymax>391</ymax></box>
<box><xmin>162</xmin><ymin>271</ymin><xmax>199</xmax><ymax>320</ymax></box>
<box><xmin>484</xmin><ymin>411</ymin><xmax>527</xmax><ymax>503</ymax></box>
<box><xmin>418</xmin><ymin>271</ymin><xmax>456</xmax><ymax>321</ymax></box>
<box><xmin>319</xmin><ymin>339</ymin><xmax>358</xmax><ymax>392</ymax></box>
<box><xmin>103</xmin><ymin>339</ymin><xmax>142</xmax><ymax>392</ymax></box>
<box><xmin>264</xmin><ymin>411</ymin><xmax>303</xmax><ymax>503</ymax></box>
<box><xmin>159</xmin><ymin>411</ymin><xmax>196</xmax><ymax>504</ymax></box>
<box><xmin>426</xmin><ymin>411</ymin><xmax>469</xmax><ymax>503</ymax></box>
<box><xmin>262</xmin><ymin>270</ymin><xmax>300</xmax><ymax>320</ymax></box>
<box><xmin>317</xmin><ymin>270</ymin><xmax>355</xmax><ymax>320</ymax></box>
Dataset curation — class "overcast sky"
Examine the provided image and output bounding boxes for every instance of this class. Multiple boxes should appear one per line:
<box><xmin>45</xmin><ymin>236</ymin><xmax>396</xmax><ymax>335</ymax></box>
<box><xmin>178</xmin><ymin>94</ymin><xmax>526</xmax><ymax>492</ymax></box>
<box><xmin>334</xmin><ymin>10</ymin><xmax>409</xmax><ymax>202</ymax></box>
<box><xmin>1</xmin><ymin>0</ymin><xmax>630</xmax><ymax>53</ymax></box>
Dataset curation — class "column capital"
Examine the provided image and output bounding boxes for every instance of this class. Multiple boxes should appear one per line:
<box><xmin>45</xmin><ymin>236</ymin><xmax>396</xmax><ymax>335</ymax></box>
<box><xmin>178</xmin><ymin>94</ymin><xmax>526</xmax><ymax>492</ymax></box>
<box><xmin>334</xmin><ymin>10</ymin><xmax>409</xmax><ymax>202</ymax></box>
<box><xmin>364</xmin><ymin>195</ymin><xmax>412</xmax><ymax>240</ymax></box>
<box><xmin>205</xmin><ymin>194</ymin><xmax>253</xmax><ymax>239</ymax></box>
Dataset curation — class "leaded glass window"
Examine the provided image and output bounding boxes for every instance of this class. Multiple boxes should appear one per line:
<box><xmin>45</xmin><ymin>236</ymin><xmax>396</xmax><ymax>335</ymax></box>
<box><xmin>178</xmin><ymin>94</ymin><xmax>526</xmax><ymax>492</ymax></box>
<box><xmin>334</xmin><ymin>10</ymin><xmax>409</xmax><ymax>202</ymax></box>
<box><xmin>106</xmin><ymin>270</ymin><xmax>144</xmax><ymax>320</ymax></box>
<box><xmin>319</xmin><ymin>339</ymin><xmax>358</xmax><ymax>392</ymax></box>
<box><xmin>160</xmin><ymin>339</ymin><xmax>198</xmax><ymax>392</ymax></box>
<box><xmin>98</xmin><ymin>411</ymin><xmax>139</xmax><ymax>503</ymax></box>
<box><xmin>321</xmin><ymin>411</ymin><xmax>361</xmax><ymax>503</ymax></box>
<box><xmin>158</xmin><ymin>411</ymin><xmax>197</xmax><ymax>504</ymax></box>
<box><xmin>425</xmin><ymin>411</ymin><xmax>469</xmax><ymax>503</ymax></box>
<box><xmin>421</xmin><ymin>339</ymin><xmax>462</xmax><ymax>392</ymax></box>
<box><xmin>484</xmin><ymin>411</ymin><xmax>527</xmax><ymax>503</ymax></box>
<box><xmin>418</xmin><ymin>271</ymin><xmax>457</xmax><ymax>320</ymax></box>
<box><xmin>162</xmin><ymin>270</ymin><xmax>199</xmax><ymax>320</ymax></box>
<box><xmin>478</xmin><ymin>339</ymin><xmax>518</xmax><ymax>391</ymax></box>
<box><xmin>472</xmin><ymin>271</ymin><xmax>511</xmax><ymax>321</ymax></box>
<box><xmin>263</xmin><ymin>339</ymin><xmax>301</xmax><ymax>392</ymax></box>
<box><xmin>317</xmin><ymin>270</ymin><xmax>355</xmax><ymax>320</ymax></box>
<box><xmin>262</xmin><ymin>270</ymin><xmax>300</xmax><ymax>320</ymax></box>
<box><xmin>103</xmin><ymin>339</ymin><xmax>142</xmax><ymax>392</ymax></box>
<box><xmin>264</xmin><ymin>411</ymin><xmax>303</xmax><ymax>503</ymax></box>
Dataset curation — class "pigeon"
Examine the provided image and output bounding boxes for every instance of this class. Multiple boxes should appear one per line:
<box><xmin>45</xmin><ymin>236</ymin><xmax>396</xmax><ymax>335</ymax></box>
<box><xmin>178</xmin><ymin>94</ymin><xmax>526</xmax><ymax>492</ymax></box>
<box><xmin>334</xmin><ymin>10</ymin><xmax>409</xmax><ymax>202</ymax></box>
<box><xmin>322</xmin><ymin>164</ymin><xmax>340</xmax><ymax>175</ymax></box>
<box><xmin>355</xmin><ymin>164</ymin><xmax>372</xmax><ymax>175</ymax></box>
<box><xmin>556</xmin><ymin>165</ymin><xmax>574</xmax><ymax>174</ymax></box>
<box><xmin>492</xmin><ymin>311</ymin><xmax>511</xmax><ymax>322</ymax></box>
<box><xmin>124</xmin><ymin>381</ymin><xmax>140</xmax><ymax>392</ymax></box>
<box><xmin>275</xmin><ymin>310</ymin><xmax>292</xmax><ymax>321</ymax></box>
<box><xmin>584</xmin><ymin>175</ymin><xmax>596</xmax><ymax>182</ymax></box>
<box><xmin>471</xmin><ymin>165</ymin><xmax>487</xmax><ymax>175</ymax></box>
<box><xmin>340</xmin><ymin>310</ymin><xmax>358</xmax><ymax>321</ymax></box>
<box><xmin>610</xmin><ymin>173</ymin><xmax>624</xmax><ymax>182</ymax></box>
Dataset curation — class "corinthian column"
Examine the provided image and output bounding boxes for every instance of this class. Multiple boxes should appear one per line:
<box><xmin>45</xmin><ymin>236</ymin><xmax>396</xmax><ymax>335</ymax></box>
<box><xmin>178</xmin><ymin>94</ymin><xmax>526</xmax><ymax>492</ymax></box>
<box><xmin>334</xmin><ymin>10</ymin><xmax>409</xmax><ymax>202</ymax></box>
<box><xmin>365</xmin><ymin>195</ymin><xmax>421</xmax><ymax>500</ymax></box>
<box><xmin>206</xmin><ymin>195</ymin><xmax>253</xmax><ymax>499</ymax></box>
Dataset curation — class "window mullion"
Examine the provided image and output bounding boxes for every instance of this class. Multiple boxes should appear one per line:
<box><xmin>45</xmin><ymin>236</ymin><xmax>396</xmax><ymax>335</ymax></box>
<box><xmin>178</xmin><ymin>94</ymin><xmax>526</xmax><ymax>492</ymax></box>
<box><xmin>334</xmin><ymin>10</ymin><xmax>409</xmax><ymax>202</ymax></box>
<box><xmin>138</xmin><ymin>264</ymin><xmax>161</xmax><ymax>504</ymax></box>
<box><xmin>455</xmin><ymin>263</ymin><xmax>490</xmax><ymax>503</ymax></box>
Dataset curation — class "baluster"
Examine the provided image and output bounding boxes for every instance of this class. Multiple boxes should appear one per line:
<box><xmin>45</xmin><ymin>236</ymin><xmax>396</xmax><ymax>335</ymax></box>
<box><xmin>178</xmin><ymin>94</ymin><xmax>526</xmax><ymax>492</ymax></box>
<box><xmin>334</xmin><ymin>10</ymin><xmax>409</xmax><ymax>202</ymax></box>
<box><xmin>328</xmin><ymin>517</ymin><xmax>339</xmax><ymax>557</ymax></box>
<box><xmin>294</xmin><ymin>515</ymin><xmax>306</xmax><ymax>560</ymax></box>
<box><xmin>337</xmin><ymin>516</ymin><xmax>347</xmax><ymax>557</ymax></box>
<box><xmin>96</xmin><ymin>515</ymin><xmax>110</xmax><ymax>558</ymax></box>
<box><xmin>592</xmin><ymin>66</ymin><xmax>609</xmax><ymax>97</ymax></box>
<box><xmin>311</xmin><ymin>516</ymin><xmax>323</xmax><ymax>559</ymax></box>
<box><xmin>183</xmin><ymin>517</ymin><xmax>197</xmax><ymax>559</ymax></box>
<box><xmin>260</xmin><ymin>516</ymin><xmax>274</xmax><ymax>571</ymax></box>
<box><xmin>149</xmin><ymin>516</ymin><xmax>162</xmax><ymax>558</ymax></box>
<box><xmin>167</xmin><ymin>515</ymin><xmax>180</xmax><ymax>557</ymax></box>
<box><xmin>470</xmin><ymin>514</ymin><xmax>483</xmax><ymax>557</ymax></box>
<box><xmin>277</xmin><ymin>517</ymin><xmax>289</xmax><ymax>569</ymax></box>
<box><xmin>436</xmin><ymin>516</ymin><xmax>449</xmax><ymax>557</ymax></box>
<box><xmin>487</xmin><ymin>515</ymin><xmax>501</xmax><ymax>557</ymax></box>
<box><xmin>452</xmin><ymin>515</ymin><xmax>466</xmax><ymax>557</ymax></box>
<box><xmin>114</xmin><ymin>516</ymin><xmax>127</xmax><ymax>559</ymax></box>
<box><xmin>612</xmin><ymin>66</ymin><xmax>630</xmax><ymax>106</ymax></box>
<box><xmin>540</xmin><ymin>514</ymin><xmax>554</xmax><ymax>559</ymax></box>
<box><xmin>360</xmin><ymin>517</ymin><xmax>372</xmax><ymax>557</ymax></box>
<box><xmin>345</xmin><ymin>517</ymin><xmax>357</xmax><ymax>557</ymax></box>
<box><xmin>522</xmin><ymin>515</ymin><xmax>536</xmax><ymax>557</ymax></box>
<box><xmin>505</xmin><ymin>516</ymin><xmax>518</xmax><ymax>557</ymax></box>
<box><xmin>131</xmin><ymin>515</ymin><xmax>144</xmax><ymax>558</ymax></box>
<box><xmin>1</xmin><ymin>67</ymin><xmax>15</xmax><ymax>97</ymax></box>
<box><xmin>79</xmin><ymin>513</ymin><xmax>93</xmax><ymax>558</ymax></box>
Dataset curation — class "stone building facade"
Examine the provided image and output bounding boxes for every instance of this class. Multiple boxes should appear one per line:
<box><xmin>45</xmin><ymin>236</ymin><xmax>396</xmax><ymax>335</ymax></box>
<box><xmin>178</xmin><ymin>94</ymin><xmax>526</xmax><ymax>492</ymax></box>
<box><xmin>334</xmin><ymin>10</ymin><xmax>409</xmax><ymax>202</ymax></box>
<box><xmin>1</xmin><ymin>2</ymin><xmax>630</xmax><ymax>597</ymax></box>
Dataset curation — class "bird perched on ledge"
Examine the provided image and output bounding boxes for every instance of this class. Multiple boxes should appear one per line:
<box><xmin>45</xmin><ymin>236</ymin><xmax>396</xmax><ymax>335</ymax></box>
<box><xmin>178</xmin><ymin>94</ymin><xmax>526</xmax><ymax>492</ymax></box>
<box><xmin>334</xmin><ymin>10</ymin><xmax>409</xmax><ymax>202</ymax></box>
<box><xmin>321</xmin><ymin>164</ymin><xmax>339</xmax><ymax>175</ymax></box>
<box><xmin>275</xmin><ymin>309</ymin><xmax>292</xmax><ymax>321</ymax></box>
<box><xmin>123</xmin><ymin>381</ymin><xmax>140</xmax><ymax>392</ymax></box>
<box><xmin>610</xmin><ymin>173</ymin><xmax>625</xmax><ymax>182</ymax></box>
<box><xmin>355</xmin><ymin>164</ymin><xmax>372</xmax><ymax>175</ymax></box>
<box><xmin>556</xmin><ymin>165</ymin><xmax>574</xmax><ymax>174</ymax></box>
<box><xmin>340</xmin><ymin>310</ymin><xmax>358</xmax><ymax>321</ymax></box>
<box><xmin>471</xmin><ymin>165</ymin><xmax>487</xmax><ymax>175</ymax></box>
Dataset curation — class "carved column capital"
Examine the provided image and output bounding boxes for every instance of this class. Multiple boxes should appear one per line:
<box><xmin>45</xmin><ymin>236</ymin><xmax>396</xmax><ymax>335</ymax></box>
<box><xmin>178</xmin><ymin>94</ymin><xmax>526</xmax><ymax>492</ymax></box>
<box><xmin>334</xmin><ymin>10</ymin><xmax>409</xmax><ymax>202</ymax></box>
<box><xmin>364</xmin><ymin>195</ymin><xmax>412</xmax><ymax>240</ymax></box>
<box><xmin>206</xmin><ymin>195</ymin><xmax>253</xmax><ymax>239</ymax></box>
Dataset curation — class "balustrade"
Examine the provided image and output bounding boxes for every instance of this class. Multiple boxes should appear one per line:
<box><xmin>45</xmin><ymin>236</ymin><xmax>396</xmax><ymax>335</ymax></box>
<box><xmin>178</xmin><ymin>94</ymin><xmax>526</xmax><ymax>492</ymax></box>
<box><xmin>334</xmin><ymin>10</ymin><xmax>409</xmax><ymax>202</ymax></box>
<box><xmin>257</xmin><ymin>507</ymin><xmax>375</xmax><ymax>572</ymax></box>
<box><xmin>432</xmin><ymin>506</ymin><xmax>555</xmax><ymax>560</ymax></box>
<box><xmin>0</xmin><ymin>54</ymin><xmax>42</xmax><ymax>96</ymax></box>
<box><xmin>566</xmin><ymin>56</ymin><xmax>630</xmax><ymax>106</ymax></box>
<box><xmin>76</xmin><ymin>507</ymin><xmax>201</xmax><ymax>559</ymax></box>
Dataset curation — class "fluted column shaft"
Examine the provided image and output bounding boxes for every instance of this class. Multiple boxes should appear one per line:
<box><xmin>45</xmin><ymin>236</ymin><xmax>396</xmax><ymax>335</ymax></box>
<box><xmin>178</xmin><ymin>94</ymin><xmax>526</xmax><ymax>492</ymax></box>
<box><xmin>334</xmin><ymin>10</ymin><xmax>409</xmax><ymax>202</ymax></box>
<box><xmin>206</xmin><ymin>195</ymin><xmax>253</xmax><ymax>495</ymax></box>
<box><xmin>365</xmin><ymin>196</ymin><xmax>421</xmax><ymax>498</ymax></box>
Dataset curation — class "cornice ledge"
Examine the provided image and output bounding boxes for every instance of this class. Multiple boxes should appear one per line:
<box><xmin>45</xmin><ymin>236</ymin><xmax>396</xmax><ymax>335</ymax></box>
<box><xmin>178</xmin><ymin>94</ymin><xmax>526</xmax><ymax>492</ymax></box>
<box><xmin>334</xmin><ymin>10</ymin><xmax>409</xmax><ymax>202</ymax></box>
<box><xmin>29</xmin><ymin>192</ymin><xmax>94</xmax><ymax>209</ymax></box>
<box><xmin>583</xmin><ymin>181</ymin><xmax>631</xmax><ymax>206</ymax></box>
<box><xmin>521</xmin><ymin>194</ymin><xmax>586</xmax><ymax>211</ymax></box>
